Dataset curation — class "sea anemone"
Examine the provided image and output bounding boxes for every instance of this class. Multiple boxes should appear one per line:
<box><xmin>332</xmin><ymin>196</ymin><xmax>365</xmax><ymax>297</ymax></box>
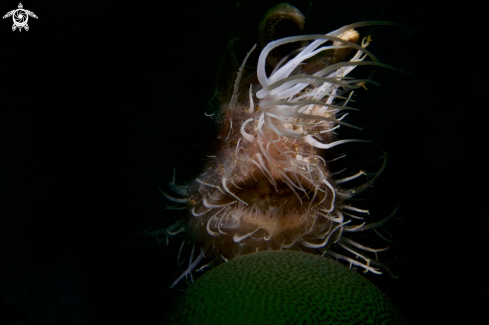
<box><xmin>158</xmin><ymin>21</ymin><xmax>403</xmax><ymax>288</ymax></box>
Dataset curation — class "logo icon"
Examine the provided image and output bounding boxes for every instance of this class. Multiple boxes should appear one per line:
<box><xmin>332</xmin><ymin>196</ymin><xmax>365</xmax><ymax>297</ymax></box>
<box><xmin>3</xmin><ymin>3</ymin><xmax>37</xmax><ymax>32</ymax></box>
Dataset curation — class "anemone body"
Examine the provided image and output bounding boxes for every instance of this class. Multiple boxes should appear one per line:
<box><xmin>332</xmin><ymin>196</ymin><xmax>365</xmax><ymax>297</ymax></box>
<box><xmin>165</xmin><ymin>251</ymin><xmax>408</xmax><ymax>325</ymax></box>
<box><xmin>162</xmin><ymin>22</ymin><xmax>400</xmax><ymax>287</ymax></box>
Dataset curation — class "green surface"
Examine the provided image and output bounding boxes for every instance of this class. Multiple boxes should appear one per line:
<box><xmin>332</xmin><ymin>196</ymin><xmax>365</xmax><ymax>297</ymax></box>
<box><xmin>166</xmin><ymin>250</ymin><xmax>408</xmax><ymax>325</ymax></box>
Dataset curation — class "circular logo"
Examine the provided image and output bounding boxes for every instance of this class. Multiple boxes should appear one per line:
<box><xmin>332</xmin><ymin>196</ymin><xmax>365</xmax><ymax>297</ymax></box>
<box><xmin>13</xmin><ymin>9</ymin><xmax>28</xmax><ymax>27</ymax></box>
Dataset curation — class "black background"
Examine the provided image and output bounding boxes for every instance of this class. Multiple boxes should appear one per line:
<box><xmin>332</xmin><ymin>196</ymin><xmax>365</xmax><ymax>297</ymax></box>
<box><xmin>1</xmin><ymin>0</ymin><xmax>487</xmax><ymax>324</ymax></box>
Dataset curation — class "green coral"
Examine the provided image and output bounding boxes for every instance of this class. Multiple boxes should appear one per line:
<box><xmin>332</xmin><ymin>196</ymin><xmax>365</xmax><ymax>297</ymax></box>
<box><xmin>165</xmin><ymin>250</ymin><xmax>408</xmax><ymax>325</ymax></box>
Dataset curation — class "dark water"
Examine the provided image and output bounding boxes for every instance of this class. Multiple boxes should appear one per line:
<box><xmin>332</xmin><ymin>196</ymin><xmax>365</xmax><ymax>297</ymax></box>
<box><xmin>1</xmin><ymin>0</ymin><xmax>487</xmax><ymax>324</ymax></box>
